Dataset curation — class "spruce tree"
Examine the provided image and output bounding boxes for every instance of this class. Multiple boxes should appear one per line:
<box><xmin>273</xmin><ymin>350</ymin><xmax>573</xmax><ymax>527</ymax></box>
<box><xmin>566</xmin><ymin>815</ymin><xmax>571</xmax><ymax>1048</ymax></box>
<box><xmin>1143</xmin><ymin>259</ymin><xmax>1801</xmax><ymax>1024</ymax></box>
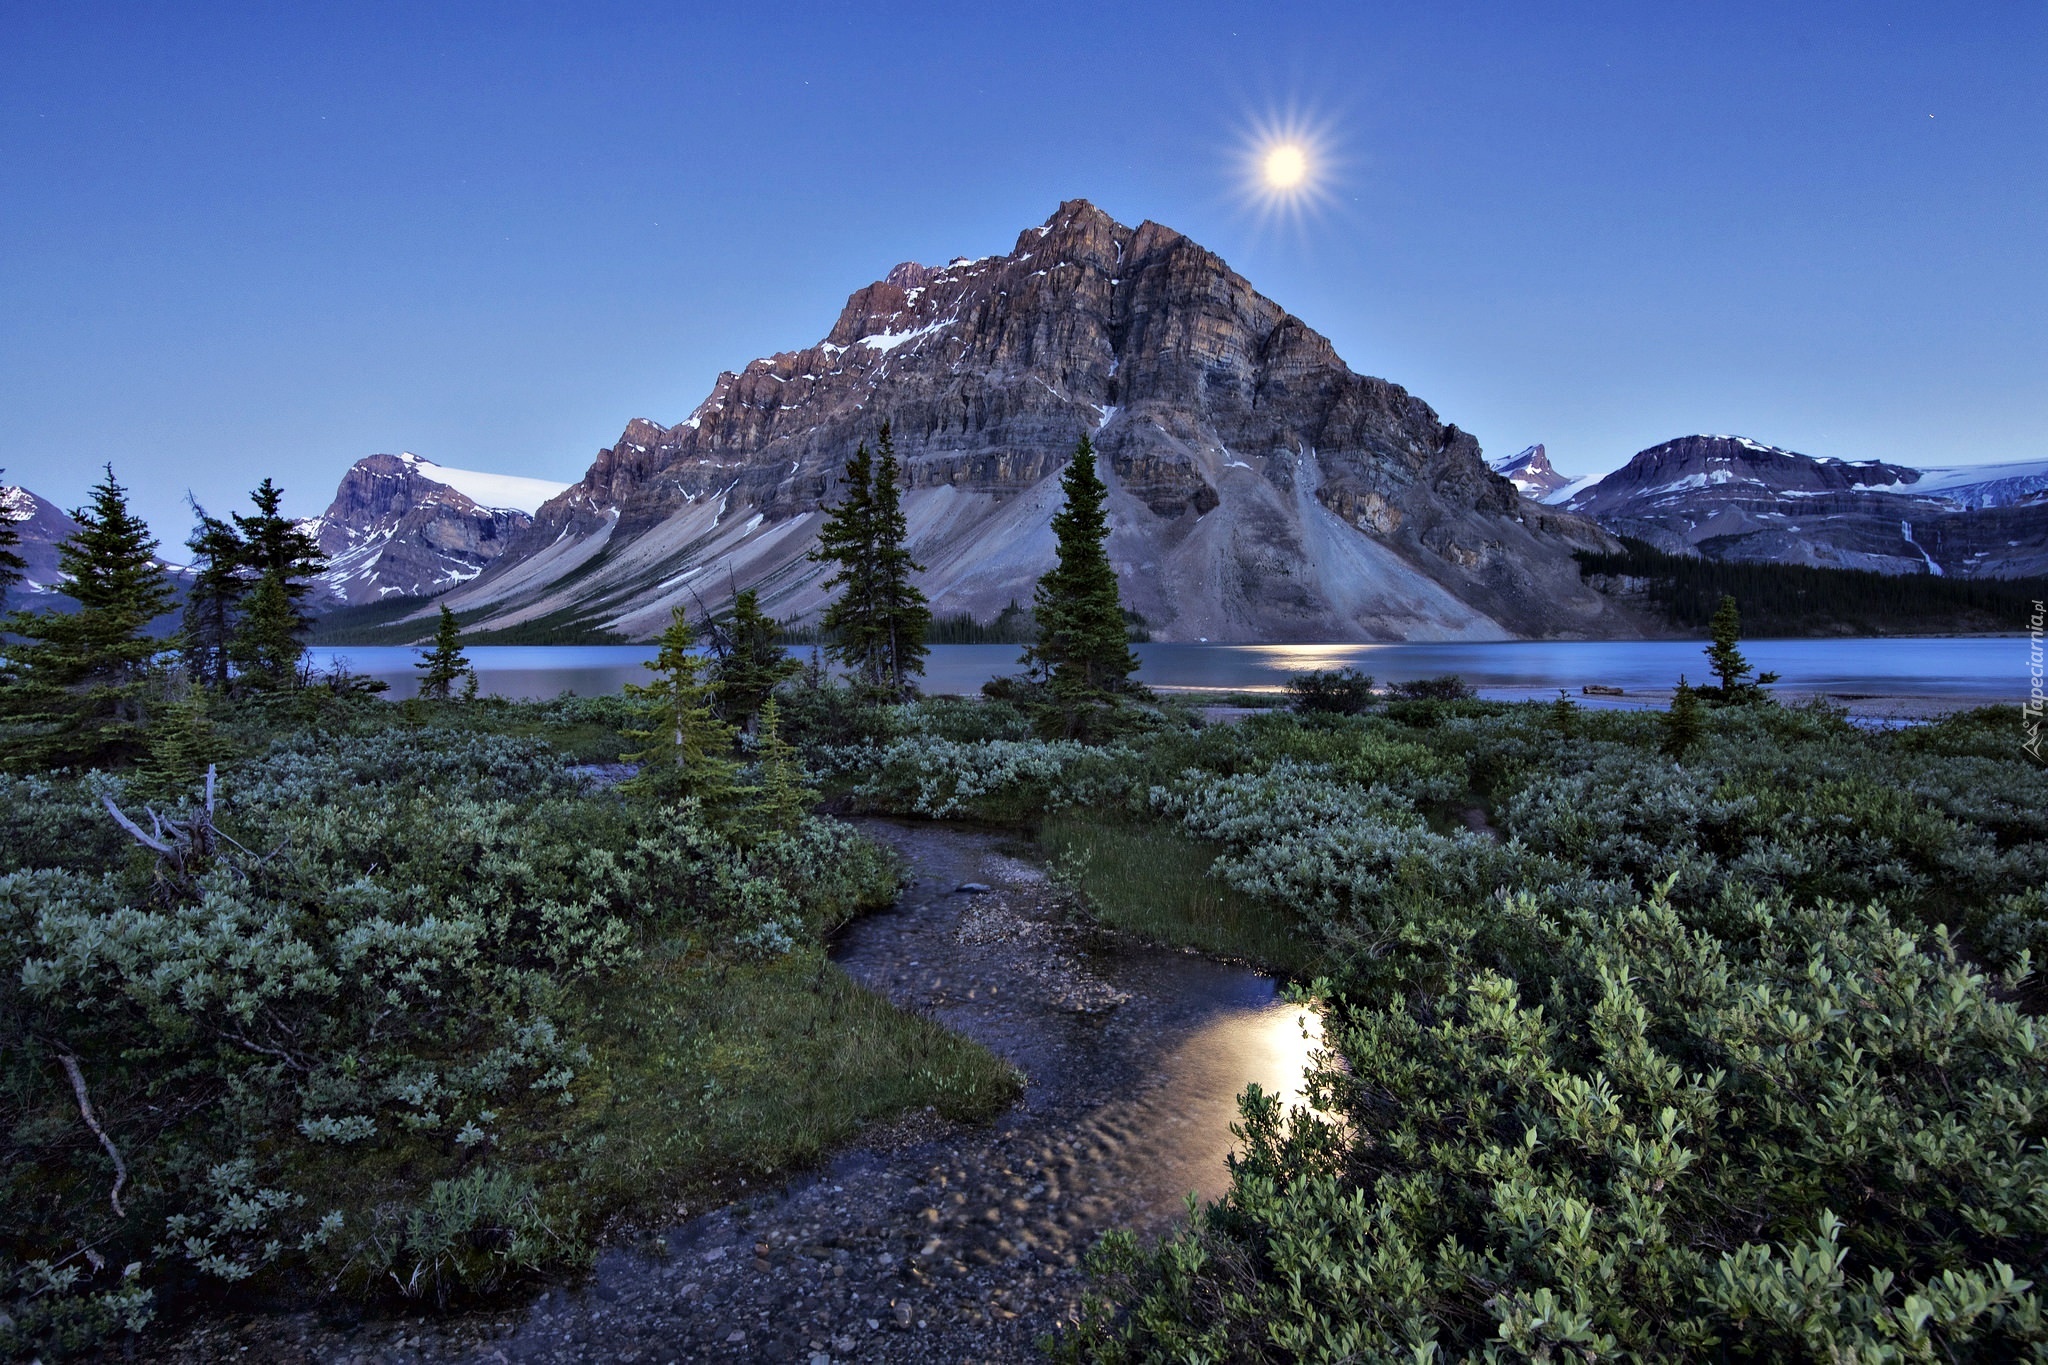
<box><xmin>713</xmin><ymin>588</ymin><xmax>799</xmax><ymax>731</ymax></box>
<box><xmin>181</xmin><ymin>501</ymin><xmax>246</xmax><ymax>688</ymax></box>
<box><xmin>0</xmin><ymin>470</ymin><xmax>26</xmax><ymax>596</ymax></box>
<box><xmin>0</xmin><ymin>465</ymin><xmax>176</xmax><ymax>766</ymax></box>
<box><xmin>622</xmin><ymin>607</ymin><xmax>738</xmax><ymax>806</ymax></box>
<box><xmin>226</xmin><ymin>478</ymin><xmax>325</xmax><ymax>688</ymax></box>
<box><xmin>232</xmin><ymin>571</ymin><xmax>305</xmax><ymax>690</ymax></box>
<box><xmin>414</xmin><ymin>604</ymin><xmax>474</xmax><ymax>700</ymax></box>
<box><xmin>1704</xmin><ymin>595</ymin><xmax>1751</xmax><ymax>695</ymax></box>
<box><xmin>232</xmin><ymin>478</ymin><xmax>327</xmax><ymax>626</ymax></box>
<box><xmin>811</xmin><ymin>440</ymin><xmax>880</xmax><ymax>684</ymax></box>
<box><xmin>1026</xmin><ymin>434</ymin><xmax>1138</xmax><ymax>728</ymax></box>
<box><xmin>143</xmin><ymin>685</ymin><xmax>231</xmax><ymax>796</ymax></box>
<box><xmin>1663</xmin><ymin>675</ymin><xmax>1704</xmax><ymax>759</ymax></box>
<box><xmin>747</xmin><ymin>695</ymin><xmax>815</xmax><ymax>837</ymax></box>
<box><xmin>867</xmin><ymin>422</ymin><xmax>931</xmax><ymax>695</ymax></box>
<box><xmin>1703</xmin><ymin>594</ymin><xmax>1778</xmax><ymax>698</ymax></box>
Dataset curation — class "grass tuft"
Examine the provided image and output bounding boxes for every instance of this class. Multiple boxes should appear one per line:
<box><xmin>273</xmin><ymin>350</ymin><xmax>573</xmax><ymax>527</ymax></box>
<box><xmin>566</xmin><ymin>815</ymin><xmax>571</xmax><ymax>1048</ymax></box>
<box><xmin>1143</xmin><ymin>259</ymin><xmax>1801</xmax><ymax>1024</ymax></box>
<box><xmin>1038</xmin><ymin>812</ymin><xmax>1323</xmax><ymax>978</ymax></box>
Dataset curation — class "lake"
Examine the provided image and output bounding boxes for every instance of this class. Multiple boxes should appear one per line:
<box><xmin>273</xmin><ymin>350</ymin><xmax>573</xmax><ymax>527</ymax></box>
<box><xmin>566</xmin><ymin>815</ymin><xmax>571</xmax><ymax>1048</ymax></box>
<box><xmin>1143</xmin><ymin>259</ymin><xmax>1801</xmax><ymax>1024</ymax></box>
<box><xmin>308</xmin><ymin>636</ymin><xmax>2025</xmax><ymax>707</ymax></box>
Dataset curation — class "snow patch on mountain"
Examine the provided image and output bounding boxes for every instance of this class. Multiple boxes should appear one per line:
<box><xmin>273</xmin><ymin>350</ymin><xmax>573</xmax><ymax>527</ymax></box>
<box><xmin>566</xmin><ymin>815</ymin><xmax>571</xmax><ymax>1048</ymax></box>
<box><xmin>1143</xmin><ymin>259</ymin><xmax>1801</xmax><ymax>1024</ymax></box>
<box><xmin>393</xmin><ymin>453</ymin><xmax>569</xmax><ymax>514</ymax></box>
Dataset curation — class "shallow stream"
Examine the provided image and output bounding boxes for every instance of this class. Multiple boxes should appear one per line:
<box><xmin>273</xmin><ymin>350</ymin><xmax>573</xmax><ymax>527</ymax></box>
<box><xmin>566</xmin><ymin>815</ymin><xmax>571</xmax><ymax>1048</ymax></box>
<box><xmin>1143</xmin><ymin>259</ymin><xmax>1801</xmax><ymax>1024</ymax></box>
<box><xmin>165</xmin><ymin>820</ymin><xmax>1319</xmax><ymax>1364</ymax></box>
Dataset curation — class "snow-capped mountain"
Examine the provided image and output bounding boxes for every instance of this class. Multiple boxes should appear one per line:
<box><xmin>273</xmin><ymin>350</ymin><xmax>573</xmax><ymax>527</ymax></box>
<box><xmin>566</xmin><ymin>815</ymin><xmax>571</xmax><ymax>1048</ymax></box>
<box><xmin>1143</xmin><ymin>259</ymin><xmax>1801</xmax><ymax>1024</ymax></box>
<box><xmin>1491</xmin><ymin>445</ymin><xmax>1580</xmax><ymax>502</ymax></box>
<box><xmin>1</xmin><ymin>481</ymin><xmax>194</xmax><ymax>620</ymax></box>
<box><xmin>1867</xmin><ymin>458</ymin><xmax>2048</xmax><ymax>512</ymax></box>
<box><xmin>302</xmin><ymin>453</ymin><xmax>570</xmax><ymax>605</ymax></box>
<box><xmin>399</xmin><ymin>200</ymin><xmax>1631</xmax><ymax>643</ymax></box>
<box><xmin>0</xmin><ymin>483</ymin><xmax>83</xmax><ymax>607</ymax></box>
<box><xmin>1564</xmin><ymin>435</ymin><xmax>2048</xmax><ymax>577</ymax></box>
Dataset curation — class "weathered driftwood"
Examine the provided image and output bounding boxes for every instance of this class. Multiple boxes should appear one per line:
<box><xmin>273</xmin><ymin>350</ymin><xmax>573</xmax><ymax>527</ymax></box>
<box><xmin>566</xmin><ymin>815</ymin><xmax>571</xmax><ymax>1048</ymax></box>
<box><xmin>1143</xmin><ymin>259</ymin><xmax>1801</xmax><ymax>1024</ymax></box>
<box><xmin>100</xmin><ymin>762</ymin><xmax>219</xmax><ymax>863</ymax></box>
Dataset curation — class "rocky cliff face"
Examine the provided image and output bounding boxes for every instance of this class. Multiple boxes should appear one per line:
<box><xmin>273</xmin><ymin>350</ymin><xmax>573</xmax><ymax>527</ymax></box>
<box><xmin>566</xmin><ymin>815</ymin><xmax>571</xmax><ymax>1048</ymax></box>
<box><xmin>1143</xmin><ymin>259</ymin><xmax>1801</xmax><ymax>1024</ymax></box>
<box><xmin>437</xmin><ymin>200</ymin><xmax>1630</xmax><ymax>642</ymax></box>
<box><xmin>303</xmin><ymin>454</ymin><xmax>561</xmax><ymax>604</ymax></box>
<box><xmin>1492</xmin><ymin>445</ymin><xmax>1579</xmax><ymax>503</ymax></box>
<box><xmin>1566</xmin><ymin>435</ymin><xmax>2048</xmax><ymax>577</ymax></box>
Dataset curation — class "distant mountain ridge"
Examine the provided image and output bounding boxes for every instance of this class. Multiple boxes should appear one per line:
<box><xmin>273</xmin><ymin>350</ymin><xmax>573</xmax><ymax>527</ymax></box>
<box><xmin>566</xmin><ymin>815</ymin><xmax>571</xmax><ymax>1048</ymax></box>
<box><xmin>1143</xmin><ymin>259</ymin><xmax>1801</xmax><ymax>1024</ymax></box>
<box><xmin>1565</xmin><ymin>435</ymin><xmax>2048</xmax><ymax>577</ymax></box>
<box><xmin>0</xmin><ymin>484</ymin><xmax>84</xmax><ymax>608</ymax></box>
<box><xmin>380</xmin><ymin>199</ymin><xmax>1634</xmax><ymax>643</ymax></box>
<box><xmin>1491</xmin><ymin>445</ymin><xmax>1580</xmax><ymax>502</ymax></box>
<box><xmin>301</xmin><ymin>453</ymin><xmax>568</xmax><ymax>604</ymax></box>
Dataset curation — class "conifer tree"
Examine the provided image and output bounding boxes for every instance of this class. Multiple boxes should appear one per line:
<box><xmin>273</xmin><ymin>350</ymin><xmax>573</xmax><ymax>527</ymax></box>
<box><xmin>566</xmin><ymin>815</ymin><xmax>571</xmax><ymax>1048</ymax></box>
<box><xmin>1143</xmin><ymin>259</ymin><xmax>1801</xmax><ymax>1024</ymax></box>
<box><xmin>1025</xmin><ymin>434</ymin><xmax>1138</xmax><ymax>727</ymax></box>
<box><xmin>1663</xmin><ymin>674</ymin><xmax>1704</xmax><ymax>759</ymax></box>
<box><xmin>227</xmin><ymin>478</ymin><xmax>325</xmax><ymax>687</ymax></box>
<box><xmin>811</xmin><ymin>440</ymin><xmax>880</xmax><ymax>681</ymax></box>
<box><xmin>0</xmin><ymin>465</ymin><xmax>176</xmax><ymax>765</ymax></box>
<box><xmin>414</xmin><ymin>604</ymin><xmax>474</xmax><ymax>700</ymax></box>
<box><xmin>232</xmin><ymin>571</ymin><xmax>305</xmax><ymax>690</ymax></box>
<box><xmin>1704</xmin><ymin>595</ymin><xmax>1752</xmax><ymax>695</ymax></box>
<box><xmin>0</xmin><ymin>470</ymin><xmax>26</xmax><ymax>595</ymax></box>
<box><xmin>747</xmin><ymin>695</ymin><xmax>815</xmax><ymax>836</ymax></box>
<box><xmin>810</xmin><ymin>425</ymin><xmax>931</xmax><ymax>696</ymax></box>
<box><xmin>713</xmin><ymin>588</ymin><xmax>800</xmax><ymax>732</ymax></box>
<box><xmin>181</xmin><ymin>501</ymin><xmax>246</xmax><ymax>688</ymax></box>
<box><xmin>1703</xmin><ymin>594</ymin><xmax>1778</xmax><ymax>698</ymax></box>
<box><xmin>232</xmin><ymin>478</ymin><xmax>326</xmax><ymax>627</ymax></box>
<box><xmin>143</xmin><ymin>685</ymin><xmax>231</xmax><ymax>795</ymax></box>
<box><xmin>622</xmin><ymin>607</ymin><xmax>738</xmax><ymax>805</ymax></box>
<box><xmin>867</xmin><ymin>423</ymin><xmax>931</xmax><ymax>694</ymax></box>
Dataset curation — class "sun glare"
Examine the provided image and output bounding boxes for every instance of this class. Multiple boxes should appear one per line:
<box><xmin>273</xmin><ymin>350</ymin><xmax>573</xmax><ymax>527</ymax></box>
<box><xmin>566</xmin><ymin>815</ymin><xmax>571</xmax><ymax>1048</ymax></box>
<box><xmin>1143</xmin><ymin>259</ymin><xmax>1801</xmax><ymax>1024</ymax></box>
<box><xmin>1235</xmin><ymin>108</ymin><xmax>1341</xmax><ymax>229</ymax></box>
<box><xmin>1263</xmin><ymin>143</ymin><xmax>1309</xmax><ymax>190</ymax></box>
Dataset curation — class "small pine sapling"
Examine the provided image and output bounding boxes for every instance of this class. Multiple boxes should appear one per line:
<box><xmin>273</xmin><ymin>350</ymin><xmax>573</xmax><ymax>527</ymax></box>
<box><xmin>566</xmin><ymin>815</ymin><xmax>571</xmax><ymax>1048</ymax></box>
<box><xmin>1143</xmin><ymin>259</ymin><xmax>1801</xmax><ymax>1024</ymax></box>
<box><xmin>1663</xmin><ymin>674</ymin><xmax>1704</xmax><ymax>758</ymax></box>
<box><xmin>415</xmin><ymin>604</ymin><xmax>475</xmax><ymax>700</ymax></box>
<box><xmin>622</xmin><ymin>607</ymin><xmax>738</xmax><ymax>806</ymax></box>
<box><xmin>748</xmin><ymin>696</ymin><xmax>815</xmax><ymax>836</ymax></box>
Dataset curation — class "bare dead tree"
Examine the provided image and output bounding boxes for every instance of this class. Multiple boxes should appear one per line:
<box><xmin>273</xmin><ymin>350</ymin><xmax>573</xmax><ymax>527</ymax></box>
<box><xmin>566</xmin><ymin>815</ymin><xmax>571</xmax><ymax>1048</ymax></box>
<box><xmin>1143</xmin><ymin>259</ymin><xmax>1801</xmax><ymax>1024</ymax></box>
<box><xmin>100</xmin><ymin>764</ymin><xmax>219</xmax><ymax>876</ymax></box>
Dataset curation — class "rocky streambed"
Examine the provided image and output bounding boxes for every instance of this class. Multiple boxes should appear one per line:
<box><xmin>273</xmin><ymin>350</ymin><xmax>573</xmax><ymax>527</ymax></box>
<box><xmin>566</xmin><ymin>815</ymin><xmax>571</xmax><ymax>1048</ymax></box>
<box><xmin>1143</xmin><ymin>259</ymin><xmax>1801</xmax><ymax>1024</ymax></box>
<box><xmin>157</xmin><ymin>820</ymin><xmax>1319</xmax><ymax>1364</ymax></box>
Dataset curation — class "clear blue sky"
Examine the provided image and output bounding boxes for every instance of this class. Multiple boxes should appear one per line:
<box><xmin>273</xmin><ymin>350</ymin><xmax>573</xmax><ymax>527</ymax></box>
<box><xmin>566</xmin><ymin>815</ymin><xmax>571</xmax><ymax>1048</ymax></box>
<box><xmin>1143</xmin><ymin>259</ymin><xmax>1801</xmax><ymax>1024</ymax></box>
<box><xmin>4</xmin><ymin>1</ymin><xmax>2042</xmax><ymax>546</ymax></box>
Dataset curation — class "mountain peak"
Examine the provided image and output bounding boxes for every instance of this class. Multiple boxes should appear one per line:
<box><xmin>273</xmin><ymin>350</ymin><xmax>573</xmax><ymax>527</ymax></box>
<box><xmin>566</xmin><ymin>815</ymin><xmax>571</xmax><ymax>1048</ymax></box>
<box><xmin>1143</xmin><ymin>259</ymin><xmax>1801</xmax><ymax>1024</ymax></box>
<box><xmin>304</xmin><ymin>453</ymin><xmax>562</xmax><ymax>605</ymax></box>
<box><xmin>431</xmin><ymin>203</ymin><xmax>1629</xmax><ymax>642</ymax></box>
<box><xmin>1492</xmin><ymin>444</ymin><xmax>1580</xmax><ymax>502</ymax></box>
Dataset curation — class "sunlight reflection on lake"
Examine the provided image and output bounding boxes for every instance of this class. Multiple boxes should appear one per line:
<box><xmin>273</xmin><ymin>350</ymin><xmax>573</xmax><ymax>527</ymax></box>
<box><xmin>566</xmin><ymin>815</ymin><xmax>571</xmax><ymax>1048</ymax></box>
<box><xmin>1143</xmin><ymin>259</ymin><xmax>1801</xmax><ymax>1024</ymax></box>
<box><xmin>308</xmin><ymin>635</ymin><xmax>2018</xmax><ymax>705</ymax></box>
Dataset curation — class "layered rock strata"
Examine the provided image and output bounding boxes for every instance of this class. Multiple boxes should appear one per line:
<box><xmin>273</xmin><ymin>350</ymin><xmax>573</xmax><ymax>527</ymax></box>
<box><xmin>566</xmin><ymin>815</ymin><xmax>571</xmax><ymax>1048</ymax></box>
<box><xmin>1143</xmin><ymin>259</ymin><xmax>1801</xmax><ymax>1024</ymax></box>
<box><xmin>434</xmin><ymin>200</ymin><xmax>1629</xmax><ymax>641</ymax></box>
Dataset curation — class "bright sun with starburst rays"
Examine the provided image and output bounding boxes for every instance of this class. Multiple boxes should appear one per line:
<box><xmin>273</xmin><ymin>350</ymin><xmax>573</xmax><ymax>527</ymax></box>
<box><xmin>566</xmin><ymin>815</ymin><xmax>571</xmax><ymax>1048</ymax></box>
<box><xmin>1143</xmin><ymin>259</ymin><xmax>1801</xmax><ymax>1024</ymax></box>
<box><xmin>1262</xmin><ymin>142</ymin><xmax>1309</xmax><ymax>190</ymax></box>
<box><xmin>1236</xmin><ymin>108</ymin><xmax>1340</xmax><ymax>229</ymax></box>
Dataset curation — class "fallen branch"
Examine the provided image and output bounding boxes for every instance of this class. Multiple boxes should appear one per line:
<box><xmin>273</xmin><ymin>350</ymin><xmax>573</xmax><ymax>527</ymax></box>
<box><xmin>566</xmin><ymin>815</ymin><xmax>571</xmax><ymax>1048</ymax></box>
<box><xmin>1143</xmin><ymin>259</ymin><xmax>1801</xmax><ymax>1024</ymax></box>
<box><xmin>58</xmin><ymin>1054</ymin><xmax>127</xmax><ymax>1217</ymax></box>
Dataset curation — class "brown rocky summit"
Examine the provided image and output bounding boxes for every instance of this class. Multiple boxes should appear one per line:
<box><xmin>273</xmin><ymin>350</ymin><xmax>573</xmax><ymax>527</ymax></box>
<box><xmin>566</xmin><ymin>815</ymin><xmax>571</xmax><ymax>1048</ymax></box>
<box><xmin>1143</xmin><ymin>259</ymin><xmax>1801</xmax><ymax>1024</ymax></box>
<box><xmin>442</xmin><ymin>199</ymin><xmax>1626</xmax><ymax>642</ymax></box>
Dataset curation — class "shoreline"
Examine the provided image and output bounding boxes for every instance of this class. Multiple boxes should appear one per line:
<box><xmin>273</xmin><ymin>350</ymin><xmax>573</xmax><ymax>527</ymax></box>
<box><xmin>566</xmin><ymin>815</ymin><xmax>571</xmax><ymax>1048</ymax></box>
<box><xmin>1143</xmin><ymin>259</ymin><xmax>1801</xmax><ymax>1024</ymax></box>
<box><xmin>1182</xmin><ymin>688</ymin><xmax>2005</xmax><ymax>724</ymax></box>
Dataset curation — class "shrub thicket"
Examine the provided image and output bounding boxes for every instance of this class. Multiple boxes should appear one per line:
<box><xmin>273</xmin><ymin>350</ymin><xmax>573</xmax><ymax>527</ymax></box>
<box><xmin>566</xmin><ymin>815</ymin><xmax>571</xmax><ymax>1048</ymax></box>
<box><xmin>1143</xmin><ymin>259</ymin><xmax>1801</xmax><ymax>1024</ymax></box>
<box><xmin>0</xmin><ymin>696</ymin><xmax>1013</xmax><ymax>1357</ymax></box>
<box><xmin>832</xmin><ymin>694</ymin><xmax>2048</xmax><ymax>1360</ymax></box>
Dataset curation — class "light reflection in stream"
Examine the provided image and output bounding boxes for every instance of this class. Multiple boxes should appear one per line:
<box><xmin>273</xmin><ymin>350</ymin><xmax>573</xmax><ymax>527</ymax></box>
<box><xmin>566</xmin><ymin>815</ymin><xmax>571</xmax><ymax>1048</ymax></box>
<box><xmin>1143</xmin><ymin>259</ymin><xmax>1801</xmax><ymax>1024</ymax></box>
<box><xmin>1088</xmin><ymin>999</ymin><xmax>1328</xmax><ymax>1216</ymax></box>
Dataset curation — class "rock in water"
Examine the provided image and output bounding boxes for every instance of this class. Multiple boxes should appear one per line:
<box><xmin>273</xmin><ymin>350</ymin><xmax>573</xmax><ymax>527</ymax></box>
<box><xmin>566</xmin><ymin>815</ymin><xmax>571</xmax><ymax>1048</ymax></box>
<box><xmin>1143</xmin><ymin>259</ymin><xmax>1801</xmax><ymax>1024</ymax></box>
<box><xmin>435</xmin><ymin>200</ymin><xmax>1629</xmax><ymax>642</ymax></box>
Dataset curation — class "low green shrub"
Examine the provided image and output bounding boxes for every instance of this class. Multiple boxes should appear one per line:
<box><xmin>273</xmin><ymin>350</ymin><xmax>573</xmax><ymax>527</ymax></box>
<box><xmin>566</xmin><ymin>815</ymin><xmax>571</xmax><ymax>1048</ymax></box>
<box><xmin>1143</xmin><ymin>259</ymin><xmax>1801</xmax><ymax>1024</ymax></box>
<box><xmin>816</xmin><ymin>692</ymin><xmax>2048</xmax><ymax>1360</ymax></box>
<box><xmin>1061</xmin><ymin>888</ymin><xmax>2048</xmax><ymax>1362</ymax></box>
<box><xmin>1285</xmin><ymin>668</ymin><xmax>1375</xmax><ymax>716</ymax></box>
<box><xmin>0</xmin><ymin>712</ymin><xmax>1004</xmax><ymax>1356</ymax></box>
